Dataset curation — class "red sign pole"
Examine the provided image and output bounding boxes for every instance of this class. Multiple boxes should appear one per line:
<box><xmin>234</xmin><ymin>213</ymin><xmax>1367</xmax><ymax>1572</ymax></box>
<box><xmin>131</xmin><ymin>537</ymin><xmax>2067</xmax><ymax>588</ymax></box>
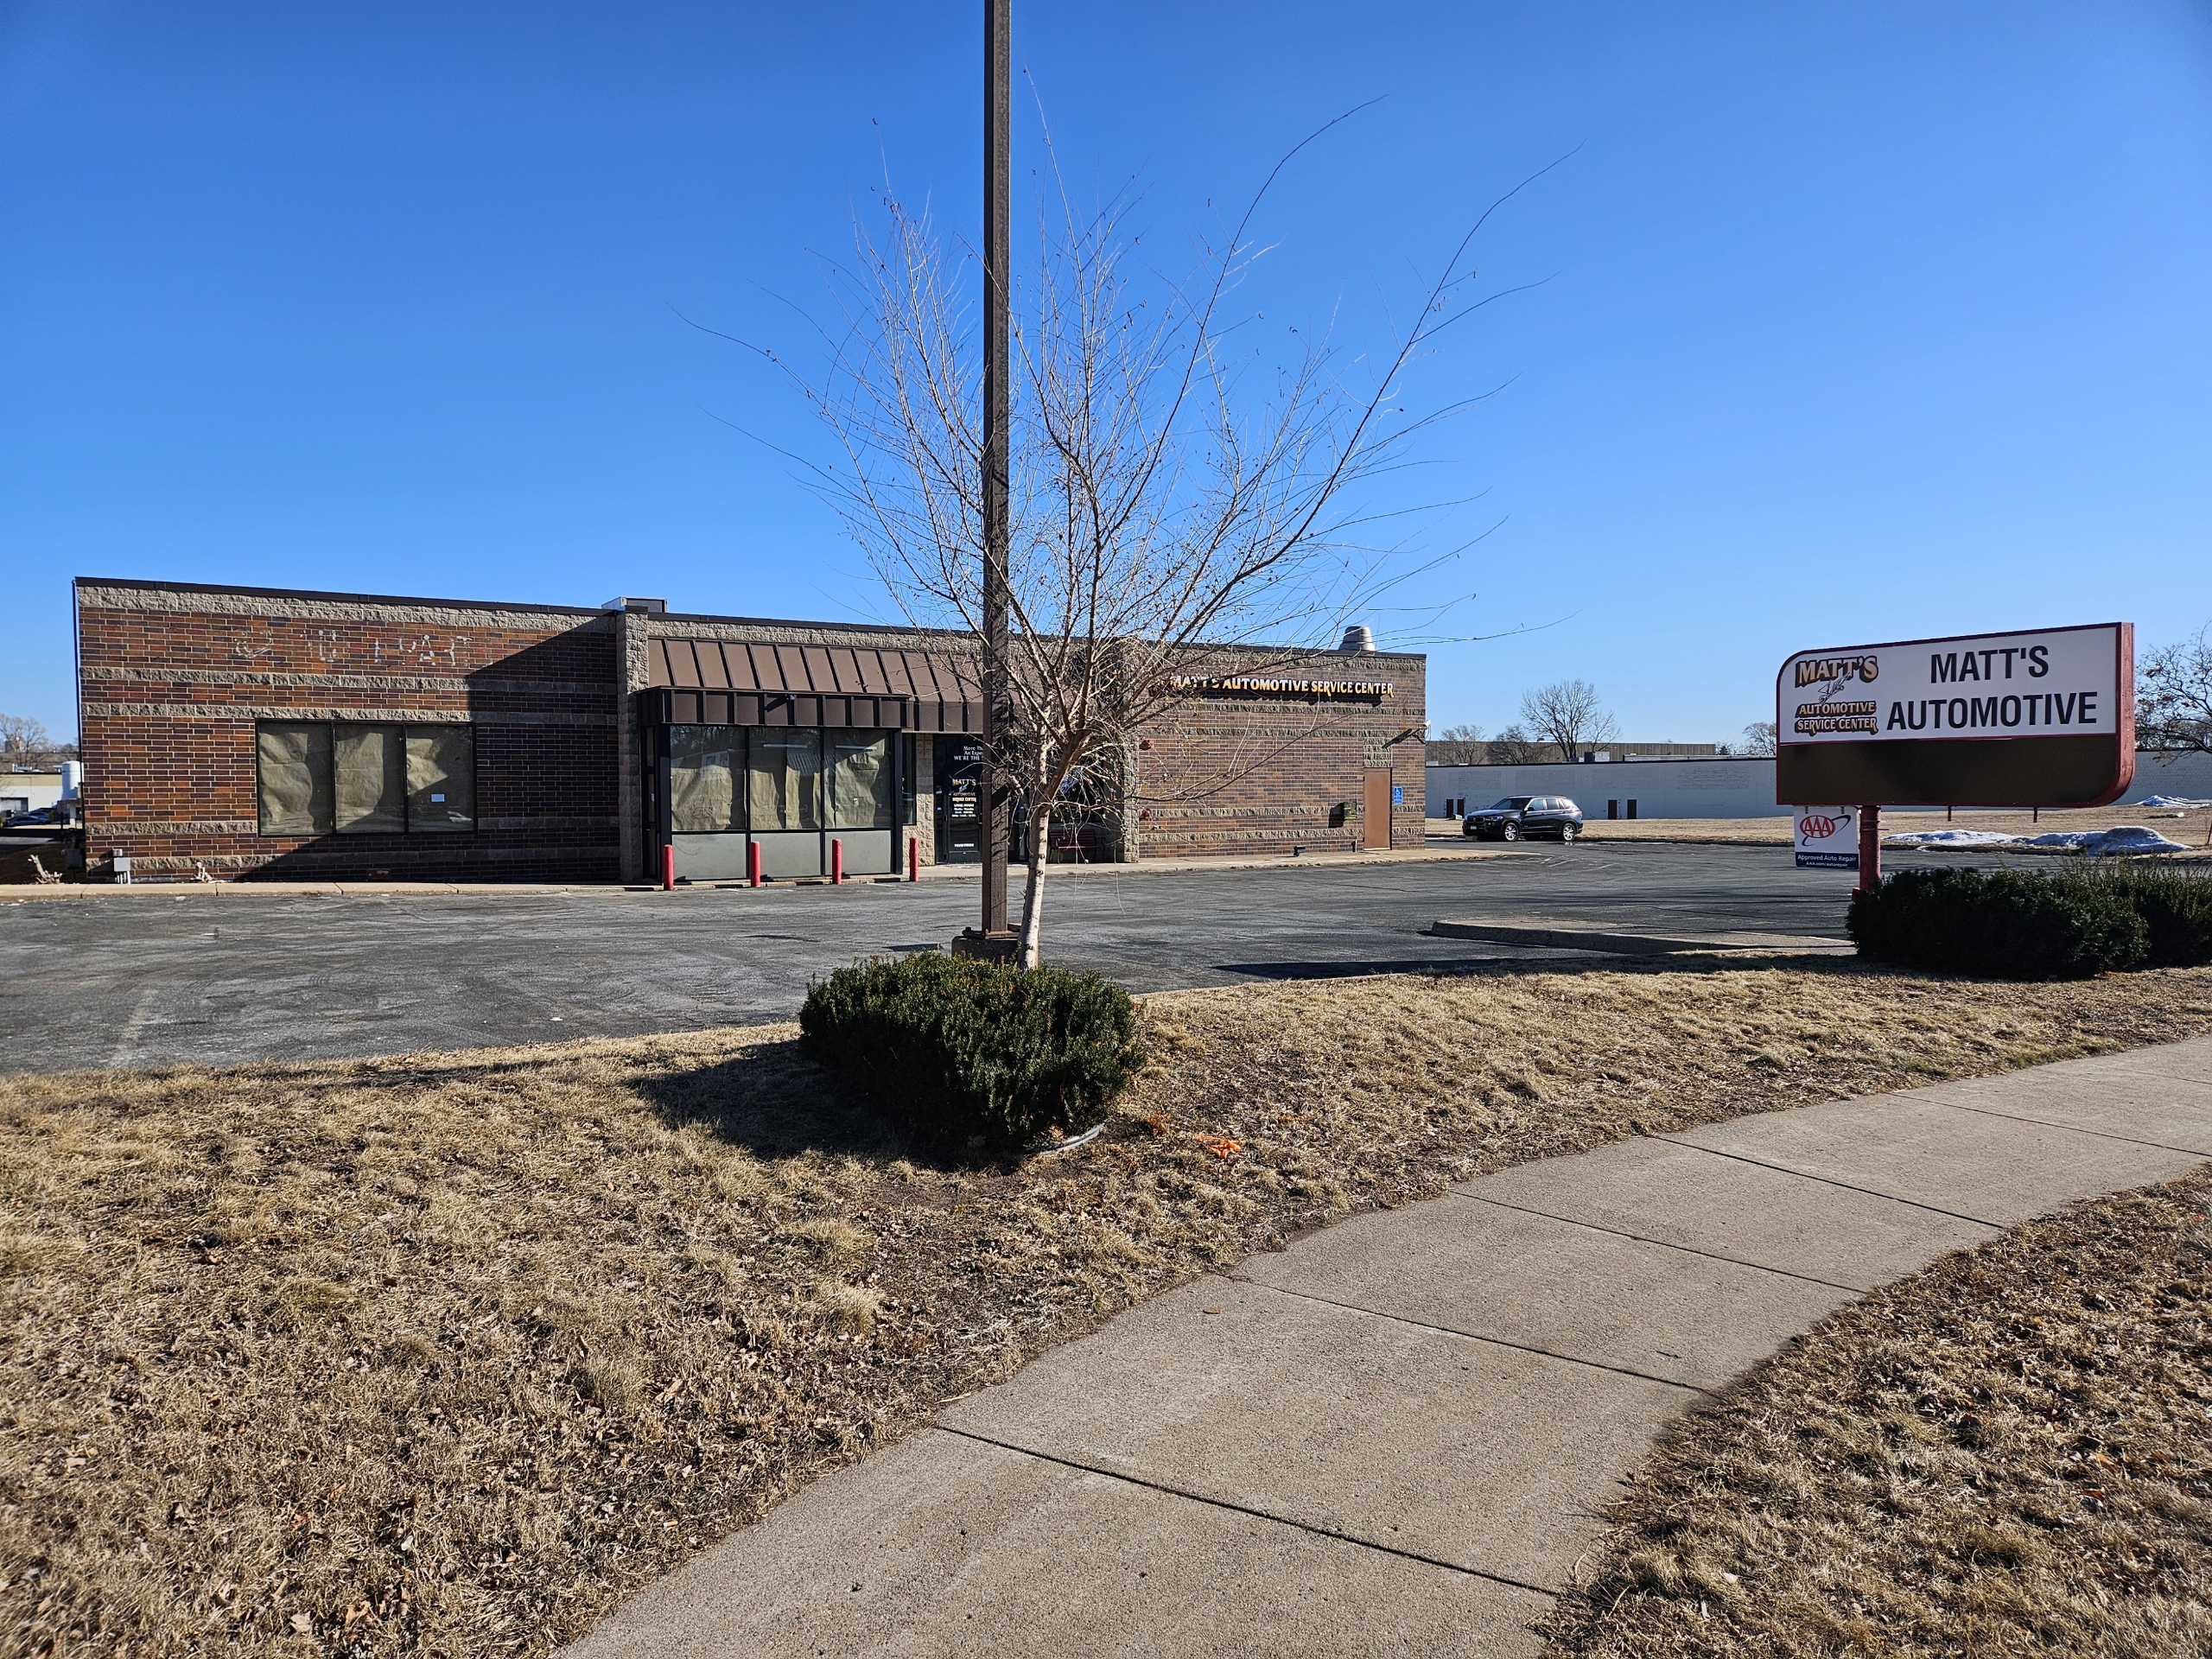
<box><xmin>1857</xmin><ymin>804</ymin><xmax>1881</xmax><ymax>892</ymax></box>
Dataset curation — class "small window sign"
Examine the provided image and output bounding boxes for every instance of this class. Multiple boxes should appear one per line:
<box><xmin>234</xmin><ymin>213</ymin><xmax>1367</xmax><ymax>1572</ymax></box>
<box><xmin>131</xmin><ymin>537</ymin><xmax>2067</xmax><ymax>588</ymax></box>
<box><xmin>1391</xmin><ymin>785</ymin><xmax>1403</xmax><ymax>804</ymax></box>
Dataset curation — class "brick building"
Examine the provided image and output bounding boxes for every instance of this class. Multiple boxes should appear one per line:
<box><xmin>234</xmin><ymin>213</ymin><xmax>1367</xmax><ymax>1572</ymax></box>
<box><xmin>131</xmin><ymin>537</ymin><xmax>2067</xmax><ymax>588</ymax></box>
<box><xmin>73</xmin><ymin>578</ymin><xmax>1425</xmax><ymax>882</ymax></box>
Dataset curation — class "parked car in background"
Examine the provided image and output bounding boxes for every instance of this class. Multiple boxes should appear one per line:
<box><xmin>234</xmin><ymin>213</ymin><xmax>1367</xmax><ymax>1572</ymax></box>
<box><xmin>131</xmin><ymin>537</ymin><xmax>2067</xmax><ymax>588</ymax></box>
<box><xmin>1462</xmin><ymin>795</ymin><xmax>1585</xmax><ymax>842</ymax></box>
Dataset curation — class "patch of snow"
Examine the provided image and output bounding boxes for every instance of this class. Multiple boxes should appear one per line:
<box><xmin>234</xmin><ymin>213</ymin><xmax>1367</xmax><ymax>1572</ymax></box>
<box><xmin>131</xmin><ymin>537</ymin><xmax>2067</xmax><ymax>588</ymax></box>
<box><xmin>2083</xmin><ymin>826</ymin><xmax>2190</xmax><ymax>856</ymax></box>
<box><xmin>1885</xmin><ymin>824</ymin><xmax>2192</xmax><ymax>857</ymax></box>
<box><xmin>2135</xmin><ymin>795</ymin><xmax>2212</xmax><ymax>810</ymax></box>
<box><xmin>2022</xmin><ymin>826</ymin><xmax>2190</xmax><ymax>855</ymax></box>
<box><xmin>1884</xmin><ymin>829</ymin><xmax>2020</xmax><ymax>848</ymax></box>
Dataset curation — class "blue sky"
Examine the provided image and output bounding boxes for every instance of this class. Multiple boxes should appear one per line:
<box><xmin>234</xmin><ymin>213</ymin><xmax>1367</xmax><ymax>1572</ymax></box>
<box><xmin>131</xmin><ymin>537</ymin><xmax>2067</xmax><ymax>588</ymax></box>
<box><xmin>4</xmin><ymin>2</ymin><xmax>2208</xmax><ymax>745</ymax></box>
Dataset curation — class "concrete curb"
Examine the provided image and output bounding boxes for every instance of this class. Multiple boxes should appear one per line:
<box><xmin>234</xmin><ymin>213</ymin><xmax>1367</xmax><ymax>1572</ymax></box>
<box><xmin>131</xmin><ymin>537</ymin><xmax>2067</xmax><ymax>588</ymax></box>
<box><xmin>1429</xmin><ymin>918</ymin><xmax>1850</xmax><ymax>956</ymax></box>
<box><xmin>0</xmin><ymin>843</ymin><xmax>1536</xmax><ymax>900</ymax></box>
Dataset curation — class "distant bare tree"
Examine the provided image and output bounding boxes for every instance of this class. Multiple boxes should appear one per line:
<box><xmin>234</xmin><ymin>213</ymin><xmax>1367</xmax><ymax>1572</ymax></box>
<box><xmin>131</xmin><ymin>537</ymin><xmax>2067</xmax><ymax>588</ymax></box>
<box><xmin>1518</xmin><ymin>680</ymin><xmax>1620</xmax><ymax>763</ymax></box>
<box><xmin>1486</xmin><ymin>724</ymin><xmax>1550</xmax><ymax>766</ymax></box>
<box><xmin>1738</xmin><ymin>720</ymin><xmax>1777</xmax><ymax>757</ymax></box>
<box><xmin>0</xmin><ymin>714</ymin><xmax>73</xmax><ymax>769</ymax></box>
<box><xmin>768</xmin><ymin>126</ymin><xmax>1539</xmax><ymax>967</ymax></box>
<box><xmin>2139</xmin><ymin>625</ymin><xmax>2212</xmax><ymax>756</ymax></box>
<box><xmin>1428</xmin><ymin>721</ymin><xmax>1487</xmax><ymax>766</ymax></box>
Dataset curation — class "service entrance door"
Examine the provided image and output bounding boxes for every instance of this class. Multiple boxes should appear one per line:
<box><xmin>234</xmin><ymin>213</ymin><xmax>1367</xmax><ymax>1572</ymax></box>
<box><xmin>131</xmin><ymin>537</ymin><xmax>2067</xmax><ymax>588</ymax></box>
<box><xmin>1363</xmin><ymin>767</ymin><xmax>1393</xmax><ymax>849</ymax></box>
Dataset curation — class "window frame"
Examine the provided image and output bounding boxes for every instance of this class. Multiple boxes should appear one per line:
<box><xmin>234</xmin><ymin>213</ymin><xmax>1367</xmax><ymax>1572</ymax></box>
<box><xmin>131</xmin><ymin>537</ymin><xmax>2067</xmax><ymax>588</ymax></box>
<box><xmin>661</xmin><ymin>721</ymin><xmax>909</xmax><ymax>842</ymax></box>
<box><xmin>254</xmin><ymin>718</ymin><xmax>478</xmax><ymax>838</ymax></box>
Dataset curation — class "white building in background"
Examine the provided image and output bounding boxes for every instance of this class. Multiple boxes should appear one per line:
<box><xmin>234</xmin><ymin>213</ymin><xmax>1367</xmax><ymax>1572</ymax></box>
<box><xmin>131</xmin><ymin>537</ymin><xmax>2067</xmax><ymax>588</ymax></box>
<box><xmin>1427</xmin><ymin>749</ymin><xmax>2212</xmax><ymax>822</ymax></box>
<box><xmin>0</xmin><ymin>770</ymin><xmax>70</xmax><ymax>819</ymax></box>
<box><xmin>1427</xmin><ymin>756</ymin><xmax>1781</xmax><ymax>821</ymax></box>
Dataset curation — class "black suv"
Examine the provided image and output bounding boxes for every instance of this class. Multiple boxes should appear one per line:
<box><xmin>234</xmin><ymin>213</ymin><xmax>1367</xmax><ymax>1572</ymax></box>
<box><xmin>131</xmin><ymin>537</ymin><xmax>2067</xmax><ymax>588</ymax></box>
<box><xmin>1462</xmin><ymin>795</ymin><xmax>1585</xmax><ymax>842</ymax></box>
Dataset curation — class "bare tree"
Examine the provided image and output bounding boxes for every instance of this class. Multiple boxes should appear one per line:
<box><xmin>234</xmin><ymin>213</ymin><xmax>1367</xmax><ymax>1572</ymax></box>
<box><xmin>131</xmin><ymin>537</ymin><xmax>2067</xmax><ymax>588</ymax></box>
<box><xmin>1485</xmin><ymin>724</ymin><xmax>1549</xmax><ymax>766</ymax></box>
<box><xmin>1738</xmin><ymin>720</ymin><xmax>1777</xmax><ymax>757</ymax></box>
<box><xmin>2139</xmin><ymin>625</ymin><xmax>2212</xmax><ymax>756</ymax></box>
<box><xmin>1428</xmin><ymin>721</ymin><xmax>1487</xmax><ymax>766</ymax></box>
<box><xmin>764</xmin><ymin>127</ymin><xmax>1540</xmax><ymax>967</ymax></box>
<box><xmin>1517</xmin><ymin>680</ymin><xmax>1619</xmax><ymax>763</ymax></box>
<box><xmin>0</xmin><ymin>714</ymin><xmax>73</xmax><ymax>769</ymax></box>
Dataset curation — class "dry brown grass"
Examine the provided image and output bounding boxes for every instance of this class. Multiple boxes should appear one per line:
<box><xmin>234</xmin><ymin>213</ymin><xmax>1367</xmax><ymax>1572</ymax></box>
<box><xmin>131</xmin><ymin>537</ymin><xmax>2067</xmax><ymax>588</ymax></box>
<box><xmin>5</xmin><ymin>961</ymin><xmax>2212</xmax><ymax>1655</ymax></box>
<box><xmin>1542</xmin><ymin>1166</ymin><xmax>2212</xmax><ymax>1658</ymax></box>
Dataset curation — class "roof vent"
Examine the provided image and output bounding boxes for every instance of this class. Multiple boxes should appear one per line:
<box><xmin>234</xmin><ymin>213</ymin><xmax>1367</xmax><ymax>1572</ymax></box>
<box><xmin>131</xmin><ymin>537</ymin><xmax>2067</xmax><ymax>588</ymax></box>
<box><xmin>601</xmin><ymin>596</ymin><xmax>668</xmax><ymax>614</ymax></box>
<box><xmin>1338</xmin><ymin>624</ymin><xmax>1375</xmax><ymax>652</ymax></box>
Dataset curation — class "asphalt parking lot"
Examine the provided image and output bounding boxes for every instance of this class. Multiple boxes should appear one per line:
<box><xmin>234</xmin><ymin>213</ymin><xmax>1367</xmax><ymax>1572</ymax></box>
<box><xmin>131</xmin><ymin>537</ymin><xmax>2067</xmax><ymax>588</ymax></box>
<box><xmin>0</xmin><ymin>842</ymin><xmax>1860</xmax><ymax>1074</ymax></box>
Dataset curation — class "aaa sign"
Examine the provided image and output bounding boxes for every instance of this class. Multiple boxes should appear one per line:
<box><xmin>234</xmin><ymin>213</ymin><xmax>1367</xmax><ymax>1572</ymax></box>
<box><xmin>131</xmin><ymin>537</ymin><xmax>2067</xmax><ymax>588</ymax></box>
<box><xmin>1776</xmin><ymin>623</ymin><xmax>2133</xmax><ymax>808</ymax></box>
<box><xmin>1794</xmin><ymin>807</ymin><xmax>1859</xmax><ymax>871</ymax></box>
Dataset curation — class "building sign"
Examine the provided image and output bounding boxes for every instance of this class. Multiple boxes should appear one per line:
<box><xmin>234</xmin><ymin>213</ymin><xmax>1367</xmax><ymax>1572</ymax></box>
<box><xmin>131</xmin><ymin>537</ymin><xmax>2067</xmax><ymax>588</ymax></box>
<box><xmin>1169</xmin><ymin>675</ymin><xmax>1395</xmax><ymax>699</ymax></box>
<box><xmin>1793</xmin><ymin>806</ymin><xmax>1858</xmax><ymax>871</ymax></box>
<box><xmin>1776</xmin><ymin>624</ymin><xmax>2133</xmax><ymax>808</ymax></box>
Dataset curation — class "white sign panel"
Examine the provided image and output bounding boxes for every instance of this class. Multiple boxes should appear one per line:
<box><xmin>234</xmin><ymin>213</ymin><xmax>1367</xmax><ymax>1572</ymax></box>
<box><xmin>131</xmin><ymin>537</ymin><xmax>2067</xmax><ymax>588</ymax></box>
<box><xmin>1793</xmin><ymin>806</ymin><xmax>1858</xmax><ymax>871</ymax></box>
<box><xmin>1778</xmin><ymin>624</ymin><xmax>2124</xmax><ymax>747</ymax></box>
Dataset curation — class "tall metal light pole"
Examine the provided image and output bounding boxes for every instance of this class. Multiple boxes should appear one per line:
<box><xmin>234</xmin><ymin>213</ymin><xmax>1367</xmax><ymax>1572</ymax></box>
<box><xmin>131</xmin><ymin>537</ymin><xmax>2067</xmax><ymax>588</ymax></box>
<box><xmin>980</xmin><ymin>0</ymin><xmax>1012</xmax><ymax>940</ymax></box>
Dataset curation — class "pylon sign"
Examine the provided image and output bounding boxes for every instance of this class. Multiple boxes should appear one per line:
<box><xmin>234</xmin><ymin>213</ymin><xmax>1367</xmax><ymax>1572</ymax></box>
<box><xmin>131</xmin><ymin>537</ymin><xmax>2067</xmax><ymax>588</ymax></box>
<box><xmin>1775</xmin><ymin>623</ymin><xmax>2133</xmax><ymax>808</ymax></box>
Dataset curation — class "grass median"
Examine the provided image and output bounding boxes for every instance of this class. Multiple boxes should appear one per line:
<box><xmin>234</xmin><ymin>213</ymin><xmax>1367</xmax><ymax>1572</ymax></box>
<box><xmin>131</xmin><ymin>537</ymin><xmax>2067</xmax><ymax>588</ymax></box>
<box><xmin>1542</xmin><ymin>1165</ymin><xmax>2212</xmax><ymax>1657</ymax></box>
<box><xmin>5</xmin><ymin>960</ymin><xmax>2211</xmax><ymax>1654</ymax></box>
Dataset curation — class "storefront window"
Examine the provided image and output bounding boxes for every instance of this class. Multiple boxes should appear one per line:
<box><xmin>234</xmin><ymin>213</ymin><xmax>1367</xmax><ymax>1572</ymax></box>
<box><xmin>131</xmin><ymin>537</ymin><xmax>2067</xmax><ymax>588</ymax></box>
<box><xmin>747</xmin><ymin>728</ymin><xmax>822</xmax><ymax>830</ymax></box>
<box><xmin>828</xmin><ymin>734</ymin><xmax>893</xmax><ymax>829</ymax></box>
<box><xmin>406</xmin><ymin>727</ymin><xmax>477</xmax><ymax>831</ymax></box>
<box><xmin>255</xmin><ymin>720</ymin><xmax>473</xmax><ymax>836</ymax></box>
<box><xmin>334</xmin><ymin>726</ymin><xmax>406</xmax><ymax>834</ymax></box>
<box><xmin>668</xmin><ymin>725</ymin><xmax>743</xmax><ymax>833</ymax></box>
<box><xmin>257</xmin><ymin>723</ymin><xmax>333</xmax><ymax>835</ymax></box>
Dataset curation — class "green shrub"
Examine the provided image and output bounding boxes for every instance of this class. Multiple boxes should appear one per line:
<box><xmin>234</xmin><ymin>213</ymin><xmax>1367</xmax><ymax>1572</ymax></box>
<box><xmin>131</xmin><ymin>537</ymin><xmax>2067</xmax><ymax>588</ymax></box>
<box><xmin>2058</xmin><ymin>864</ymin><xmax>2212</xmax><ymax>968</ymax></box>
<box><xmin>799</xmin><ymin>954</ymin><xmax>1145</xmax><ymax>1147</ymax></box>
<box><xmin>1847</xmin><ymin>867</ymin><xmax>2149</xmax><ymax>979</ymax></box>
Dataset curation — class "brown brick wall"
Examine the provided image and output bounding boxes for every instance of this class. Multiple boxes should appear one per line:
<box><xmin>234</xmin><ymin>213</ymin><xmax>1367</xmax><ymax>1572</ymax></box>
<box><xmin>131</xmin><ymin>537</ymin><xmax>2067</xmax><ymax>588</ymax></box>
<box><xmin>75</xmin><ymin>581</ymin><xmax>621</xmax><ymax>881</ymax></box>
<box><xmin>73</xmin><ymin>581</ymin><xmax>1426</xmax><ymax>880</ymax></box>
<box><xmin>1135</xmin><ymin>653</ymin><xmax>1427</xmax><ymax>858</ymax></box>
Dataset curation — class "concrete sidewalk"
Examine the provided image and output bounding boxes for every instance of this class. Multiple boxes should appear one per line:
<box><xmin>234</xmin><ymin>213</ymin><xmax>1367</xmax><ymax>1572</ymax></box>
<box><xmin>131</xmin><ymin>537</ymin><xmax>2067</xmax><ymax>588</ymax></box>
<box><xmin>575</xmin><ymin>1041</ymin><xmax>2206</xmax><ymax>1655</ymax></box>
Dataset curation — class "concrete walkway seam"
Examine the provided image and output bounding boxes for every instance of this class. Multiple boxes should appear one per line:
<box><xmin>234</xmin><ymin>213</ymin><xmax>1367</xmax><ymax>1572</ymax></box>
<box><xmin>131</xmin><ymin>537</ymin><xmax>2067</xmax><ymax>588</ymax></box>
<box><xmin>1916</xmin><ymin>1097</ymin><xmax>2212</xmax><ymax>1160</ymax></box>
<box><xmin>1217</xmin><ymin>1273</ymin><xmax>1715</xmax><ymax>1396</ymax></box>
<box><xmin>1443</xmin><ymin>1190</ymin><xmax>1875</xmax><ymax>1295</ymax></box>
<box><xmin>931</xmin><ymin>1425</ymin><xmax>1561</xmax><ymax>1601</ymax></box>
<box><xmin>1647</xmin><ymin>1134</ymin><xmax>2007</xmax><ymax>1230</ymax></box>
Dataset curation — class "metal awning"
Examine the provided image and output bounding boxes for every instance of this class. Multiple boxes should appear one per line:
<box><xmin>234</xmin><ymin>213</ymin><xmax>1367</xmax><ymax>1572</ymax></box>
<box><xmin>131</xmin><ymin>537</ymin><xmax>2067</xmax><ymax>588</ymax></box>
<box><xmin>645</xmin><ymin>638</ymin><xmax>982</xmax><ymax>733</ymax></box>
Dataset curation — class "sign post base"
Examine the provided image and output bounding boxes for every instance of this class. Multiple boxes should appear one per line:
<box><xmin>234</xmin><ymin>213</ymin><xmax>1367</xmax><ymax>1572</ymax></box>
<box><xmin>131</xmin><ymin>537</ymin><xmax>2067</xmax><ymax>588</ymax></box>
<box><xmin>1857</xmin><ymin>804</ymin><xmax>1881</xmax><ymax>893</ymax></box>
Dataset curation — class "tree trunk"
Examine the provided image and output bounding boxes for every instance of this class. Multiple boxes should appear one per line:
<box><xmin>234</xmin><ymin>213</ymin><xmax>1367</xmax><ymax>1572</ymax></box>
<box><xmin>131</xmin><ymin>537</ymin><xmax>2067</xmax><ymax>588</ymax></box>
<box><xmin>1017</xmin><ymin>801</ymin><xmax>1051</xmax><ymax>969</ymax></box>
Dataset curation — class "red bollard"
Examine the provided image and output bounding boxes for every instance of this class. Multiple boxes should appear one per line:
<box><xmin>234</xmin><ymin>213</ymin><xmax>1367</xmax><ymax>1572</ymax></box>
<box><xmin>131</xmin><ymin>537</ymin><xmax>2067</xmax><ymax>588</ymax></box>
<box><xmin>661</xmin><ymin>843</ymin><xmax>675</xmax><ymax>891</ymax></box>
<box><xmin>908</xmin><ymin>835</ymin><xmax>920</xmax><ymax>882</ymax></box>
<box><xmin>747</xmin><ymin>840</ymin><xmax>762</xmax><ymax>888</ymax></box>
<box><xmin>831</xmin><ymin>838</ymin><xmax>844</xmax><ymax>885</ymax></box>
